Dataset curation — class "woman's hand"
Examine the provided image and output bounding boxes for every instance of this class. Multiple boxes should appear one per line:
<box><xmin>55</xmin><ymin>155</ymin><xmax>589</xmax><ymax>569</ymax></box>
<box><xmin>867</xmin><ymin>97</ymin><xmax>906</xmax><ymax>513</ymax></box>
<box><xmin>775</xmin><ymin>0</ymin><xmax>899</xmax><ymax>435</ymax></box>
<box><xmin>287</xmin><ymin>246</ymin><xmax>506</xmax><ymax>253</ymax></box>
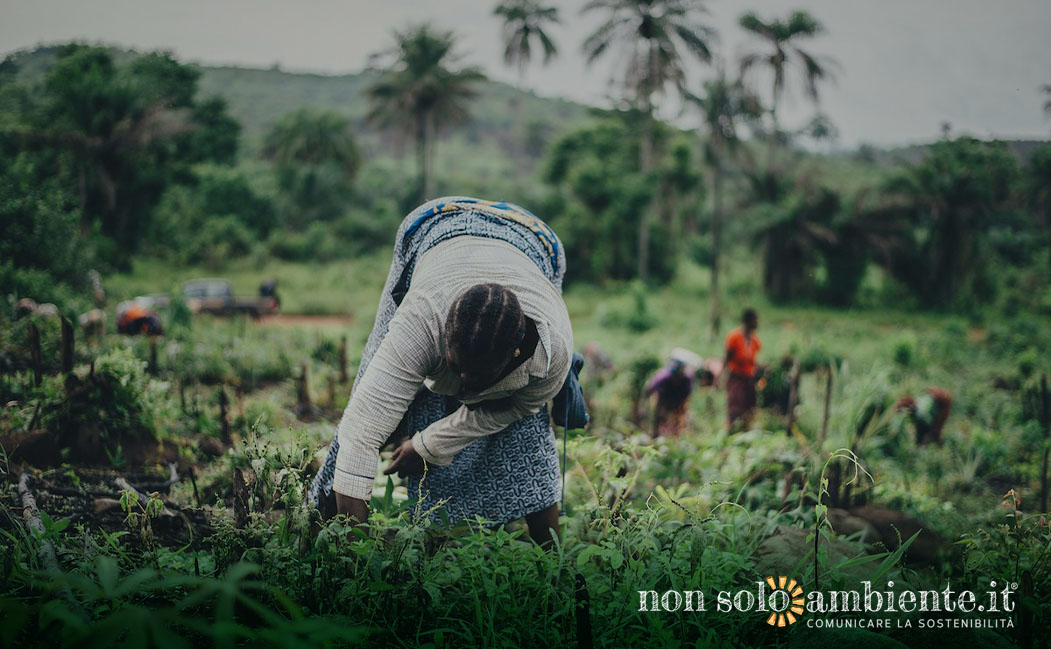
<box><xmin>384</xmin><ymin>438</ymin><xmax>425</xmax><ymax>477</ymax></box>
<box><xmin>334</xmin><ymin>493</ymin><xmax>369</xmax><ymax>526</ymax></box>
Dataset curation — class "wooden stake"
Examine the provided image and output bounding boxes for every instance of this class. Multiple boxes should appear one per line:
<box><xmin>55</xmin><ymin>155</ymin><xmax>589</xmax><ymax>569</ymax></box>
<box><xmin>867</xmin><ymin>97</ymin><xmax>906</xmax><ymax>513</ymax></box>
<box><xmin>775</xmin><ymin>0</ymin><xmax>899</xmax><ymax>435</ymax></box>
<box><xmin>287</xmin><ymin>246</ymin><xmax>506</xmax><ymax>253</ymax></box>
<box><xmin>218</xmin><ymin>387</ymin><xmax>230</xmax><ymax>445</ymax></box>
<box><xmin>296</xmin><ymin>362</ymin><xmax>312</xmax><ymax>411</ymax></box>
<box><xmin>785</xmin><ymin>359</ymin><xmax>801</xmax><ymax>437</ymax></box>
<box><xmin>28</xmin><ymin>322</ymin><xmax>41</xmax><ymax>388</ymax></box>
<box><xmin>233</xmin><ymin>468</ymin><xmax>249</xmax><ymax>528</ymax></box>
<box><xmin>1019</xmin><ymin>570</ymin><xmax>1034</xmax><ymax>649</ymax></box>
<box><xmin>575</xmin><ymin>573</ymin><xmax>593</xmax><ymax>649</ymax></box>
<box><xmin>338</xmin><ymin>336</ymin><xmax>348</xmax><ymax>384</ymax></box>
<box><xmin>189</xmin><ymin>466</ymin><xmax>201</xmax><ymax>507</ymax></box>
<box><xmin>818</xmin><ymin>365</ymin><xmax>833</xmax><ymax>448</ymax></box>
<box><xmin>60</xmin><ymin>317</ymin><xmax>74</xmax><ymax>375</ymax></box>
<box><xmin>148</xmin><ymin>338</ymin><xmax>158</xmax><ymax>376</ymax></box>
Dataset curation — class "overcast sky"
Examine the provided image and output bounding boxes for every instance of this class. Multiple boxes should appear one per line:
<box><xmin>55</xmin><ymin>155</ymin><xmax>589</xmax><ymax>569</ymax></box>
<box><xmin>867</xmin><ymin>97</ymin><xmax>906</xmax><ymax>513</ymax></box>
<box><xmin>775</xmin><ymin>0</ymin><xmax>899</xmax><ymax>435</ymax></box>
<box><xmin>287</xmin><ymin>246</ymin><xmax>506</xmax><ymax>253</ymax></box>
<box><xmin>2</xmin><ymin>0</ymin><xmax>1049</xmax><ymax>146</ymax></box>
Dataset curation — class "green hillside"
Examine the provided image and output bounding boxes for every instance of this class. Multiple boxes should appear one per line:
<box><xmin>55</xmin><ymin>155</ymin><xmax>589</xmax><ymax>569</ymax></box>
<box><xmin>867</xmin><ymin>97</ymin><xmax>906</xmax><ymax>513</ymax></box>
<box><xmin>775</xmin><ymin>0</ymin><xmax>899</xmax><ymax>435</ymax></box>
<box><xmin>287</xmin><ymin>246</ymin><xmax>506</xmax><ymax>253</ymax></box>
<box><xmin>4</xmin><ymin>44</ymin><xmax>594</xmax><ymax>162</ymax></box>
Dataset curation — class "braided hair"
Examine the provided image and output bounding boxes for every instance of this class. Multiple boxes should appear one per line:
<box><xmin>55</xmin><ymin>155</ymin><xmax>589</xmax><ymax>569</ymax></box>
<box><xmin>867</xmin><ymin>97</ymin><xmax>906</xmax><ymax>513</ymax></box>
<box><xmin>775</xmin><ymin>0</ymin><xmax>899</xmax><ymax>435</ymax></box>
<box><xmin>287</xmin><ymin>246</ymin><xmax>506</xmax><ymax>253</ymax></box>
<box><xmin>445</xmin><ymin>283</ymin><xmax>526</xmax><ymax>371</ymax></box>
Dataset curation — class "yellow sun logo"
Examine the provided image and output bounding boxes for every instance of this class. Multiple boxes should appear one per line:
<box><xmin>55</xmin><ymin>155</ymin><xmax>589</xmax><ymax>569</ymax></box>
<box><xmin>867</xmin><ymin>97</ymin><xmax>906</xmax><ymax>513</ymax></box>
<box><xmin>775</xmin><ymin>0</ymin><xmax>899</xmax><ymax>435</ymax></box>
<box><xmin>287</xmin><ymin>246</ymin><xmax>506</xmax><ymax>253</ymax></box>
<box><xmin>764</xmin><ymin>576</ymin><xmax>805</xmax><ymax>627</ymax></box>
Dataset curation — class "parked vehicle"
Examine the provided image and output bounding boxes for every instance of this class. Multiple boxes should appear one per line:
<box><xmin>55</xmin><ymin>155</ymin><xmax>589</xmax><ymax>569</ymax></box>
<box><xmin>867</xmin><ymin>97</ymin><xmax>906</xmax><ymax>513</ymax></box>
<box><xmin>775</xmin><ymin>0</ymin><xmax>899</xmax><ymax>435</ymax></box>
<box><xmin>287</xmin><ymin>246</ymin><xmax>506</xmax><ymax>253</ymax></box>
<box><xmin>181</xmin><ymin>279</ymin><xmax>279</xmax><ymax>318</ymax></box>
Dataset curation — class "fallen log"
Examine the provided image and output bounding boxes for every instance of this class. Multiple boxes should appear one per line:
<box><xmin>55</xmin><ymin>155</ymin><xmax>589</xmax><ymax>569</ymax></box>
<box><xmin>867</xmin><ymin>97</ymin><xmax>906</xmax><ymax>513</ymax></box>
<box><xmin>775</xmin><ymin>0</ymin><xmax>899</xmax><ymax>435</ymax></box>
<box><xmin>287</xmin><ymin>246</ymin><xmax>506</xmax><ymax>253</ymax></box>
<box><xmin>18</xmin><ymin>472</ymin><xmax>60</xmax><ymax>572</ymax></box>
<box><xmin>130</xmin><ymin>462</ymin><xmax>179</xmax><ymax>493</ymax></box>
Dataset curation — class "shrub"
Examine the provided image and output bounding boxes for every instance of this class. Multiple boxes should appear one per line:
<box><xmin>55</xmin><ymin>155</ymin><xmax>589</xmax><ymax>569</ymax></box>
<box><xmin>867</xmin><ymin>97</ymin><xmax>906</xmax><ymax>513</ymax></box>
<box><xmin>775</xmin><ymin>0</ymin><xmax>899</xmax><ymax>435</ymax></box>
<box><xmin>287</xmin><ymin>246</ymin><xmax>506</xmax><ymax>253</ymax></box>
<box><xmin>892</xmin><ymin>337</ymin><xmax>915</xmax><ymax>368</ymax></box>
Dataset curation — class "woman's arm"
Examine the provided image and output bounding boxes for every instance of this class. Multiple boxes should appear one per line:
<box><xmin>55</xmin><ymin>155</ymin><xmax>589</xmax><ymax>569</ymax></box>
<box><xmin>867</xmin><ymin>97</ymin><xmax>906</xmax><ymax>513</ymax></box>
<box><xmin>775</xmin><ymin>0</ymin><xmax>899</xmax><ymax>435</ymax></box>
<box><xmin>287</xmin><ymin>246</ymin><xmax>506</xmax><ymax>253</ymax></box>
<box><xmin>332</xmin><ymin>295</ymin><xmax>438</xmax><ymax>506</ymax></box>
<box><xmin>409</xmin><ymin>339</ymin><xmax>570</xmax><ymax>465</ymax></box>
<box><xmin>644</xmin><ymin>368</ymin><xmax>669</xmax><ymax>397</ymax></box>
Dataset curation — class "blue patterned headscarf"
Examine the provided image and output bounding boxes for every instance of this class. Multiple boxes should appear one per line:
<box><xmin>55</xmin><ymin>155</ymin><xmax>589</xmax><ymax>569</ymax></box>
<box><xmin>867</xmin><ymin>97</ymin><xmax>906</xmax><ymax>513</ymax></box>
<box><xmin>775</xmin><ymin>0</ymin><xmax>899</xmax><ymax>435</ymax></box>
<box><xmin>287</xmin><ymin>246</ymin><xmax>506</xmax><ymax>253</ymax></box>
<box><xmin>401</xmin><ymin>197</ymin><xmax>562</xmax><ymax>274</ymax></box>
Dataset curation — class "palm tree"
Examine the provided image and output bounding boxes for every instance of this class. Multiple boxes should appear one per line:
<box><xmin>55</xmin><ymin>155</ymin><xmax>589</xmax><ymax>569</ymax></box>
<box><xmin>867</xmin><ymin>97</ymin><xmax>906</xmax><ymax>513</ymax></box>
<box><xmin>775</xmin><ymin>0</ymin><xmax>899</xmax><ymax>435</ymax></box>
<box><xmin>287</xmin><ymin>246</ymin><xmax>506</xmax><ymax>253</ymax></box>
<box><xmin>262</xmin><ymin>108</ymin><xmax>361</xmax><ymax>226</ymax></box>
<box><xmin>872</xmin><ymin>137</ymin><xmax>1017</xmax><ymax>307</ymax></box>
<box><xmin>494</xmin><ymin>0</ymin><xmax>560</xmax><ymax>81</ymax></box>
<box><xmin>17</xmin><ymin>47</ymin><xmax>197</xmax><ymax>246</ymax></box>
<box><xmin>582</xmin><ymin>0</ymin><xmax>716</xmax><ymax>280</ymax></box>
<box><xmin>750</xmin><ymin>180</ymin><xmax>838</xmax><ymax>302</ymax></box>
<box><xmin>494</xmin><ymin>0</ymin><xmax>560</xmax><ymax>160</ymax></box>
<box><xmin>738</xmin><ymin>10</ymin><xmax>834</xmax><ymax>166</ymax></box>
<box><xmin>800</xmin><ymin>112</ymin><xmax>838</xmax><ymax>150</ymax></box>
<box><xmin>1023</xmin><ymin>143</ymin><xmax>1051</xmax><ymax>270</ymax></box>
<box><xmin>689</xmin><ymin>65</ymin><xmax>761</xmax><ymax>336</ymax></box>
<box><xmin>366</xmin><ymin>25</ymin><xmax>486</xmax><ymax>201</ymax></box>
<box><xmin>263</xmin><ymin>109</ymin><xmax>359</xmax><ymax>174</ymax></box>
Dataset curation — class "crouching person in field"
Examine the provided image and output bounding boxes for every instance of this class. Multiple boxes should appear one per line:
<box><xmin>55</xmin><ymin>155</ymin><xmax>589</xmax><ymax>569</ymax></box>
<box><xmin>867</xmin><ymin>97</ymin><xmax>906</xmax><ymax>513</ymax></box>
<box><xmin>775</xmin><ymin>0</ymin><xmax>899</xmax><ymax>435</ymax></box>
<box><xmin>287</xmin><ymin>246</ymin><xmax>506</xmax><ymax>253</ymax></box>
<box><xmin>644</xmin><ymin>350</ymin><xmax>702</xmax><ymax>438</ymax></box>
<box><xmin>310</xmin><ymin>197</ymin><xmax>578</xmax><ymax>547</ymax></box>
<box><xmin>895</xmin><ymin>387</ymin><xmax>952</xmax><ymax>446</ymax></box>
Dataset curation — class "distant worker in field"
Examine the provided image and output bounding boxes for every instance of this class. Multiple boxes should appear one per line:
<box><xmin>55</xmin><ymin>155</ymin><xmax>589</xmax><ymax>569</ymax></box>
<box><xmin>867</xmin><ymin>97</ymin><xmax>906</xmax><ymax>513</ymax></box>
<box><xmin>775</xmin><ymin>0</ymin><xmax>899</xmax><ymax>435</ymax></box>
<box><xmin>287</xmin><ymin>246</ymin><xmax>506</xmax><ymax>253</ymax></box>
<box><xmin>582</xmin><ymin>341</ymin><xmax>614</xmax><ymax>385</ymax></box>
<box><xmin>259</xmin><ymin>279</ymin><xmax>280</xmax><ymax>311</ymax></box>
<box><xmin>644</xmin><ymin>352</ymin><xmax>698</xmax><ymax>438</ymax></box>
<box><xmin>116</xmin><ymin>303</ymin><xmax>164</xmax><ymax>336</ymax></box>
<box><xmin>723</xmin><ymin>309</ymin><xmax>761</xmax><ymax>430</ymax></box>
<box><xmin>310</xmin><ymin>197</ymin><xmax>584</xmax><ymax>547</ymax></box>
<box><xmin>895</xmin><ymin>387</ymin><xmax>952</xmax><ymax>446</ymax></box>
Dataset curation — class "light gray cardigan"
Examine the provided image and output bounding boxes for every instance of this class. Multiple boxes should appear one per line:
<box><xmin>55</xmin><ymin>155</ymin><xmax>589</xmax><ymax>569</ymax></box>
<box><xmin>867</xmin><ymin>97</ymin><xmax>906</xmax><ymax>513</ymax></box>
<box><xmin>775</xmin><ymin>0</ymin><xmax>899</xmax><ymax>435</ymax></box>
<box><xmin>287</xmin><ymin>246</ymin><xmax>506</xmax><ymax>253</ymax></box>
<box><xmin>333</xmin><ymin>236</ymin><xmax>573</xmax><ymax>501</ymax></box>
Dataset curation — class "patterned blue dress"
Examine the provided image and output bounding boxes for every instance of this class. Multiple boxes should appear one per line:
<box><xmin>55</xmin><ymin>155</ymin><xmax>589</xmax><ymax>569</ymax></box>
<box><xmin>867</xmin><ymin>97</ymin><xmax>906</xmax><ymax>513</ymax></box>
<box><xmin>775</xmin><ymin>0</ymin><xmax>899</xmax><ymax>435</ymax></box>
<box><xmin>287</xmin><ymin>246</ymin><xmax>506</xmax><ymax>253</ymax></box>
<box><xmin>309</xmin><ymin>197</ymin><xmax>566</xmax><ymax>525</ymax></box>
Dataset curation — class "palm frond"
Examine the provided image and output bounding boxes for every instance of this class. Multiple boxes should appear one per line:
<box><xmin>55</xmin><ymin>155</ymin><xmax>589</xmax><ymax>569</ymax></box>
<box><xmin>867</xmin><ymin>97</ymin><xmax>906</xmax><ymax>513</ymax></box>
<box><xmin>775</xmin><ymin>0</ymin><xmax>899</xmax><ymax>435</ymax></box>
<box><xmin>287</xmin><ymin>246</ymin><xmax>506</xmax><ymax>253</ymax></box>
<box><xmin>582</xmin><ymin>17</ymin><xmax>623</xmax><ymax>64</ymax></box>
<box><xmin>673</xmin><ymin>23</ymin><xmax>715</xmax><ymax>62</ymax></box>
<box><xmin>537</xmin><ymin>29</ymin><xmax>559</xmax><ymax>63</ymax></box>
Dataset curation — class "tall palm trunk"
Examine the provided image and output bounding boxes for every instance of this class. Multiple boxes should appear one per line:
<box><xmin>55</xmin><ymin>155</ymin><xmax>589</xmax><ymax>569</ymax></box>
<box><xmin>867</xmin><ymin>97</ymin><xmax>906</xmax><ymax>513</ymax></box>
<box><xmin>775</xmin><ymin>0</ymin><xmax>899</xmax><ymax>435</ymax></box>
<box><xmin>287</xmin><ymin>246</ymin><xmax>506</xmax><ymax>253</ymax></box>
<box><xmin>415</xmin><ymin>112</ymin><xmax>427</xmax><ymax>202</ymax></box>
<box><xmin>510</xmin><ymin>64</ymin><xmax>529</xmax><ymax>187</ymax></box>
<box><xmin>637</xmin><ymin>43</ymin><xmax>659</xmax><ymax>282</ymax></box>
<box><xmin>416</xmin><ymin>110</ymin><xmax>437</xmax><ymax>201</ymax></box>
<box><xmin>78</xmin><ymin>164</ymin><xmax>89</xmax><ymax>234</ymax></box>
<box><xmin>638</xmin><ymin>113</ymin><xmax>654</xmax><ymax>281</ymax></box>
<box><xmin>710</xmin><ymin>141</ymin><xmax>724</xmax><ymax>340</ymax></box>
<box><xmin>424</xmin><ymin>111</ymin><xmax>436</xmax><ymax>199</ymax></box>
<box><xmin>766</xmin><ymin>104</ymin><xmax>779</xmax><ymax>175</ymax></box>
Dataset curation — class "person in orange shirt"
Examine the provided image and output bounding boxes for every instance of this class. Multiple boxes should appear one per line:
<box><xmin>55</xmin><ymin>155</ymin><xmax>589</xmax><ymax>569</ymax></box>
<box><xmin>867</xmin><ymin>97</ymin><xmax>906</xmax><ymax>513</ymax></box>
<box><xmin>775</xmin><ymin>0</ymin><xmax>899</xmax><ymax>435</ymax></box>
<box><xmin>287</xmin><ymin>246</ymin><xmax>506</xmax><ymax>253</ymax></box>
<box><xmin>723</xmin><ymin>309</ymin><xmax>761</xmax><ymax>429</ymax></box>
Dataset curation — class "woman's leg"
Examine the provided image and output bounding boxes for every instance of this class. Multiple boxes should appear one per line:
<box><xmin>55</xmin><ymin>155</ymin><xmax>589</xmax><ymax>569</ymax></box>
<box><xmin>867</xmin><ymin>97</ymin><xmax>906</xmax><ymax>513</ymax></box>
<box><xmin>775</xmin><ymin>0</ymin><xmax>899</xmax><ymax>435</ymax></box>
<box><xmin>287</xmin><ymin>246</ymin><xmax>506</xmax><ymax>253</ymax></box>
<box><xmin>525</xmin><ymin>503</ymin><xmax>560</xmax><ymax>548</ymax></box>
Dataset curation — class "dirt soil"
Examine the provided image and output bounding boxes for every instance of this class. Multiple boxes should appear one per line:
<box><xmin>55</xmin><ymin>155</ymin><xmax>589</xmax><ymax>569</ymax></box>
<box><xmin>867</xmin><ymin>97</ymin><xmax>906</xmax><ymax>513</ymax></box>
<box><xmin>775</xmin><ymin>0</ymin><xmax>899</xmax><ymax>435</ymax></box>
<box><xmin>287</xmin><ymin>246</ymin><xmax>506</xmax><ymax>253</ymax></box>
<box><xmin>4</xmin><ymin>465</ymin><xmax>215</xmax><ymax>548</ymax></box>
<box><xmin>255</xmin><ymin>314</ymin><xmax>353</xmax><ymax>328</ymax></box>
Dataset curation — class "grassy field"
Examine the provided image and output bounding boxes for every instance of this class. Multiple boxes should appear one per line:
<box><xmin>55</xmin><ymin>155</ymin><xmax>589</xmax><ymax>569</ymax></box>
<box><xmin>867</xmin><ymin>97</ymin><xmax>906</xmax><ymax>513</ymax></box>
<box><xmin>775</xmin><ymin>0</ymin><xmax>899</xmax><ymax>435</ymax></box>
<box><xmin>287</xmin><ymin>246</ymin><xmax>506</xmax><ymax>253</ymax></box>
<box><xmin>106</xmin><ymin>252</ymin><xmax>1049</xmax><ymax>522</ymax></box>
<box><xmin>2</xmin><ymin>252</ymin><xmax>1049</xmax><ymax>648</ymax></box>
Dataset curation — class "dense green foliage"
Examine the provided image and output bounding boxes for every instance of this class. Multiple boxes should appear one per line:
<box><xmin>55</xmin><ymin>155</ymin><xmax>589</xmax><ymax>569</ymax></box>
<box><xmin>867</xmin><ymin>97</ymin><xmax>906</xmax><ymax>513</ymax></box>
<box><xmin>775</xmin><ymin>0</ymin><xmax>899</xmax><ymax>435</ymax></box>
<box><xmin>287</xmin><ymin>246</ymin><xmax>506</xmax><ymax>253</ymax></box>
<box><xmin>0</xmin><ymin>44</ymin><xmax>241</xmax><ymax>310</ymax></box>
<box><xmin>3</xmin><ymin>39</ymin><xmax>1048</xmax><ymax>314</ymax></box>
<box><xmin>2</xmin><ymin>3</ymin><xmax>1050</xmax><ymax>644</ymax></box>
<box><xmin>263</xmin><ymin>108</ymin><xmax>362</xmax><ymax>229</ymax></box>
<box><xmin>3</xmin><ymin>254</ymin><xmax>1051</xmax><ymax>647</ymax></box>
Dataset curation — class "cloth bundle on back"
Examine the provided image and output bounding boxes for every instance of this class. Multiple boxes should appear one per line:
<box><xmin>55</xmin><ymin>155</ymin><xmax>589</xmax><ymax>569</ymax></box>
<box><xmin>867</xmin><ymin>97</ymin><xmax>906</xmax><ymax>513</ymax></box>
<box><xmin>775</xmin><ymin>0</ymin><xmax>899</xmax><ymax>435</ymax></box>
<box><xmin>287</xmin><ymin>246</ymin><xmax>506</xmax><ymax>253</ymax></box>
<box><xmin>310</xmin><ymin>196</ymin><xmax>586</xmax><ymax>544</ymax></box>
